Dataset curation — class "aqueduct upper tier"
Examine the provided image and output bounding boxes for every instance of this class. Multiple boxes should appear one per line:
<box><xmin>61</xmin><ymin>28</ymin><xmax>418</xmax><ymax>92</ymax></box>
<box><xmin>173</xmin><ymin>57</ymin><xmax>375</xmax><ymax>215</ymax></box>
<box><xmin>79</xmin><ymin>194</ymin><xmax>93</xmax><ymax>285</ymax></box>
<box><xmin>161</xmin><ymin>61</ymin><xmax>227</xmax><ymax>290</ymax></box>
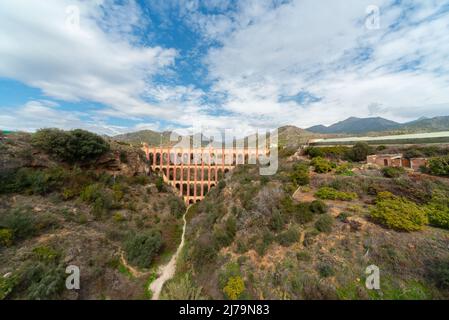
<box><xmin>141</xmin><ymin>145</ymin><xmax>269</xmax><ymax>204</ymax></box>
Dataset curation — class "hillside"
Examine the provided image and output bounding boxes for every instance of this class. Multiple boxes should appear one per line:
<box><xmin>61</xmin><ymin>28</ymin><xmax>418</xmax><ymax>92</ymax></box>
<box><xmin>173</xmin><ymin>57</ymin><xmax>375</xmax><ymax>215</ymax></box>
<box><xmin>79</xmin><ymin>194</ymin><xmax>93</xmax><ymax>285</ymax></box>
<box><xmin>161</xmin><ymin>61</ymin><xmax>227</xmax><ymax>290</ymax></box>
<box><xmin>0</xmin><ymin>131</ymin><xmax>185</xmax><ymax>300</ymax></box>
<box><xmin>113</xmin><ymin>130</ymin><xmax>181</xmax><ymax>146</ymax></box>
<box><xmin>162</xmin><ymin>144</ymin><xmax>449</xmax><ymax>300</ymax></box>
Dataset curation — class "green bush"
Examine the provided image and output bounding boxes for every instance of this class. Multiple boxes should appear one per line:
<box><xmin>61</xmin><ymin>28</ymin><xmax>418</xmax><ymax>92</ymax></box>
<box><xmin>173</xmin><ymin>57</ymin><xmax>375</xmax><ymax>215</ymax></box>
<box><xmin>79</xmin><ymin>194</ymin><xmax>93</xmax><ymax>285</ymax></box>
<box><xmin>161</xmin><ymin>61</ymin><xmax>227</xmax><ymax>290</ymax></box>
<box><xmin>318</xmin><ymin>262</ymin><xmax>335</xmax><ymax>277</ymax></box>
<box><xmin>276</xmin><ymin>226</ymin><xmax>299</xmax><ymax>246</ymax></box>
<box><xmin>0</xmin><ymin>228</ymin><xmax>13</xmax><ymax>247</ymax></box>
<box><xmin>191</xmin><ymin>235</ymin><xmax>218</xmax><ymax>266</ymax></box>
<box><xmin>315</xmin><ymin>187</ymin><xmax>358</xmax><ymax>201</ymax></box>
<box><xmin>124</xmin><ymin>230</ymin><xmax>162</xmax><ymax>268</ymax></box>
<box><xmin>370</xmin><ymin>194</ymin><xmax>428</xmax><ymax>231</ymax></box>
<box><xmin>311</xmin><ymin>157</ymin><xmax>335</xmax><ymax>173</ymax></box>
<box><xmin>310</xmin><ymin>200</ymin><xmax>327</xmax><ymax>214</ymax></box>
<box><xmin>428</xmin><ymin>156</ymin><xmax>449</xmax><ymax>176</ymax></box>
<box><xmin>32</xmin><ymin>246</ymin><xmax>60</xmax><ymax>262</ymax></box>
<box><xmin>345</xmin><ymin>142</ymin><xmax>373</xmax><ymax>162</ymax></box>
<box><xmin>290</xmin><ymin>163</ymin><xmax>310</xmax><ymax>186</ymax></box>
<box><xmin>155</xmin><ymin>176</ymin><xmax>165</xmax><ymax>192</ymax></box>
<box><xmin>0</xmin><ymin>208</ymin><xmax>36</xmax><ymax>241</ymax></box>
<box><xmin>426</xmin><ymin>205</ymin><xmax>449</xmax><ymax>229</ymax></box>
<box><xmin>21</xmin><ymin>261</ymin><xmax>65</xmax><ymax>300</ymax></box>
<box><xmin>160</xmin><ymin>274</ymin><xmax>206</xmax><ymax>300</ymax></box>
<box><xmin>32</xmin><ymin>128</ymin><xmax>110</xmax><ymax>163</ymax></box>
<box><xmin>0</xmin><ymin>275</ymin><xmax>17</xmax><ymax>300</ymax></box>
<box><xmin>432</xmin><ymin>259</ymin><xmax>449</xmax><ymax>289</ymax></box>
<box><xmin>214</xmin><ymin>217</ymin><xmax>237</xmax><ymax>249</ymax></box>
<box><xmin>168</xmin><ymin>195</ymin><xmax>186</xmax><ymax>218</ymax></box>
<box><xmin>315</xmin><ymin>215</ymin><xmax>334</xmax><ymax>233</ymax></box>
<box><xmin>335</xmin><ymin>163</ymin><xmax>354</xmax><ymax>176</ymax></box>
<box><xmin>382</xmin><ymin>166</ymin><xmax>406</xmax><ymax>178</ymax></box>
<box><xmin>269</xmin><ymin>210</ymin><xmax>285</xmax><ymax>231</ymax></box>
<box><xmin>294</xmin><ymin>203</ymin><xmax>314</xmax><ymax>224</ymax></box>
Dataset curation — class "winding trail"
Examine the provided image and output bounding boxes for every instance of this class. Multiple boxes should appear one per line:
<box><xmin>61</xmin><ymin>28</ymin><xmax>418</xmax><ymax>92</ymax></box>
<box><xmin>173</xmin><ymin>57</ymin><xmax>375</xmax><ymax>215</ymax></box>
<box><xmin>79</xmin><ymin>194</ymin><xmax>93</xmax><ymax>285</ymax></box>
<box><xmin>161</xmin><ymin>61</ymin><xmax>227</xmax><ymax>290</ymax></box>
<box><xmin>149</xmin><ymin>205</ymin><xmax>190</xmax><ymax>300</ymax></box>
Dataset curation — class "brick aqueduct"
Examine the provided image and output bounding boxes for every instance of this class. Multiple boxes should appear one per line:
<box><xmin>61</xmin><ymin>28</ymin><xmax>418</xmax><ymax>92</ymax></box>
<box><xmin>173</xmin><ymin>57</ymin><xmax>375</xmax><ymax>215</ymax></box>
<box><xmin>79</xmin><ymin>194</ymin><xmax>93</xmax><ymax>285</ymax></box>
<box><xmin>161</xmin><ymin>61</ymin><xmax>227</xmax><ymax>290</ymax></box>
<box><xmin>141</xmin><ymin>144</ymin><xmax>269</xmax><ymax>204</ymax></box>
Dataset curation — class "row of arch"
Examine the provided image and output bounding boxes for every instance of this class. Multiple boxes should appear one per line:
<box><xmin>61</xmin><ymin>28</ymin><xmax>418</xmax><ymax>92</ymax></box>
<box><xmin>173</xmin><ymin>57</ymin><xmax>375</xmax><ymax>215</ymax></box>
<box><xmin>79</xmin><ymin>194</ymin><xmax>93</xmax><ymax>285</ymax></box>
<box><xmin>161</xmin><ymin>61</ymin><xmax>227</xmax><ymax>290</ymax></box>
<box><xmin>155</xmin><ymin>167</ymin><xmax>230</xmax><ymax>181</ymax></box>
<box><xmin>148</xmin><ymin>152</ymin><xmax>257</xmax><ymax>166</ymax></box>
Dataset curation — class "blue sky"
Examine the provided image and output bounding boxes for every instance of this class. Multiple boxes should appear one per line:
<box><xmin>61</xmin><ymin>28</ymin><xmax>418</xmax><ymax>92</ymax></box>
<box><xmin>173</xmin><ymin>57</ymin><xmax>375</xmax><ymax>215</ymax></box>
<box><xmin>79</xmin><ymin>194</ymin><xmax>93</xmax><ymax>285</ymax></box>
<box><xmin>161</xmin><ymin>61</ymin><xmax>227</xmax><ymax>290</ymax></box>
<box><xmin>0</xmin><ymin>0</ymin><xmax>449</xmax><ymax>135</ymax></box>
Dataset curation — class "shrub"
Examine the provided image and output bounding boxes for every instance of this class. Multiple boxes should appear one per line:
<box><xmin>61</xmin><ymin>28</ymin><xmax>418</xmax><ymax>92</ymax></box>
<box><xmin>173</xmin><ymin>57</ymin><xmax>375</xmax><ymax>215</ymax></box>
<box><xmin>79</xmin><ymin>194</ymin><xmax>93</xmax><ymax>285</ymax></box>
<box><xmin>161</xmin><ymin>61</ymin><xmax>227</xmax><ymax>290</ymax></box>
<box><xmin>32</xmin><ymin>128</ymin><xmax>109</xmax><ymax>163</ymax></box>
<box><xmin>290</xmin><ymin>163</ymin><xmax>310</xmax><ymax>186</ymax></box>
<box><xmin>119</xmin><ymin>151</ymin><xmax>128</xmax><ymax>163</ymax></box>
<box><xmin>315</xmin><ymin>187</ymin><xmax>357</xmax><ymax>201</ymax></box>
<box><xmin>432</xmin><ymin>259</ymin><xmax>449</xmax><ymax>289</ymax></box>
<box><xmin>155</xmin><ymin>177</ymin><xmax>165</xmax><ymax>192</ymax></box>
<box><xmin>311</xmin><ymin>157</ymin><xmax>334</xmax><ymax>173</ymax></box>
<box><xmin>214</xmin><ymin>216</ymin><xmax>237</xmax><ymax>248</ymax></box>
<box><xmin>33</xmin><ymin>246</ymin><xmax>60</xmax><ymax>262</ymax></box>
<box><xmin>370</xmin><ymin>194</ymin><xmax>428</xmax><ymax>231</ymax></box>
<box><xmin>276</xmin><ymin>227</ymin><xmax>299</xmax><ymax>246</ymax></box>
<box><xmin>0</xmin><ymin>275</ymin><xmax>17</xmax><ymax>300</ymax></box>
<box><xmin>382</xmin><ymin>166</ymin><xmax>406</xmax><ymax>178</ymax></box>
<box><xmin>335</xmin><ymin>163</ymin><xmax>354</xmax><ymax>176</ymax></box>
<box><xmin>191</xmin><ymin>235</ymin><xmax>217</xmax><ymax>266</ymax></box>
<box><xmin>124</xmin><ymin>230</ymin><xmax>162</xmax><ymax>268</ymax></box>
<box><xmin>426</xmin><ymin>203</ymin><xmax>449</xmax><ymax>229</ymax></box>
<box><xmin>0</xmin><ymin>208</ymin><xmax>36</xmax><ymax>241</ymax></box>
<box><xmin>305</xmin><ymin>147</ymin><xmax>324</xmax><ymax>158</ymax></box>
<box><xmin>223</xmin><ymin>276</ymin><xmax>245</xmax><ymax>300</ymax></box>
<box><xmin>428</xmin><ymin>156</ymin><xmax>449</xmax><ymax>176</ymax></box>
<box><xmin>169</xmin><ymin>195</ymin><xmax>186</xmax><ymax>218</ymax></box>
<box><xmin>21</xmin><ymin>261</ymin><xmax>65</xmax><ymax>300</ymax></box>
<box><xmin>294</xmin><ymin>203</ymin><xmax>314</xmax><ymax>224</ymax></box>
<box><xmin>318</xmin><ymin>262</ymin><xmax>335</xmax><ymax>278</ymax></box>
<box><xmin>160</xmin><ymin>274</ymin><xmax>206</xmax><ymax>300</ymax></box>
<box><xmin>269</xmin><ymin>210</ymin><xmax>285</xmax><ymax>232</ymax></box>
<box><xmin>315</xmin><ymin>215</ymin><xmax>334</xmax><ymax>233</ymax></box>
<box><xmin>346</xmin><ymin>142</ymin><xmax>373</xmax><ymax>162</ymax></box>
<box><xmin>310</xmin><ymin>200</ymin><xmax>327</xmax><ymax>214</ymax></box>
<box><xmin>0</xmin><ymin>228</ymin><xmax>13</xmax><ymax>247</ymax></box>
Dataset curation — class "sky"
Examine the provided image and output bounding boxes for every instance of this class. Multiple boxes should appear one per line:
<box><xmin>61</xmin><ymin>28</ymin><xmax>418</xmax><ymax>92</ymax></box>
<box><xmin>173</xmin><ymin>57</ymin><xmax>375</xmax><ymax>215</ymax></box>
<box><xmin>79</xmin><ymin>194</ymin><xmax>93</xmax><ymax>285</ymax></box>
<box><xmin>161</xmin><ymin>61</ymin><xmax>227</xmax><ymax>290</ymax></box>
<box><xmin>0</xmin><ymin>0</ymin><xmax>449</xmax><ymax>136</ymax></box>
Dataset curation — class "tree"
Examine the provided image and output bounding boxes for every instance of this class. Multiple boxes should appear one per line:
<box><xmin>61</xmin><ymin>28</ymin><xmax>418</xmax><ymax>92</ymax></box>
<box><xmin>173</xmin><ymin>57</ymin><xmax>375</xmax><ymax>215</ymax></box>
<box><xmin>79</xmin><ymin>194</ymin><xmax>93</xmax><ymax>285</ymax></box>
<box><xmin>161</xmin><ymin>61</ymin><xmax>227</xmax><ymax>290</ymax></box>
<box><xmin>32</xmin><ymin>128</ymin><xmax>110</xmax><ymax>163</ymax></box>
<box><xmin>124</xmin><ymin>230</ymin><xmax>162</xmax><ymax>268</ymax></box>
<box><xmin>346</xmin><ymin>142</ymin><xmax>372</xmax><ymax>162</ymax></box>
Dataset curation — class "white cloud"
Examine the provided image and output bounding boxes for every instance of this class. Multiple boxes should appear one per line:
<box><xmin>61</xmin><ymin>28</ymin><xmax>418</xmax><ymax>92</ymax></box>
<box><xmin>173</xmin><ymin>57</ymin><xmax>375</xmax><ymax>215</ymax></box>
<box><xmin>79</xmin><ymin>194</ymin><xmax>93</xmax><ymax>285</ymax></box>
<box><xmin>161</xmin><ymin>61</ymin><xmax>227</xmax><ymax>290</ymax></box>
<box><xmin>201</xmin><ymin>0</ymin><xmax>449</xmax><ymax>128</ymax></box>
<box><xmin>0</xmin><ymin>0</ymin><xmax>180</xmax><ymax>120</ymax></box>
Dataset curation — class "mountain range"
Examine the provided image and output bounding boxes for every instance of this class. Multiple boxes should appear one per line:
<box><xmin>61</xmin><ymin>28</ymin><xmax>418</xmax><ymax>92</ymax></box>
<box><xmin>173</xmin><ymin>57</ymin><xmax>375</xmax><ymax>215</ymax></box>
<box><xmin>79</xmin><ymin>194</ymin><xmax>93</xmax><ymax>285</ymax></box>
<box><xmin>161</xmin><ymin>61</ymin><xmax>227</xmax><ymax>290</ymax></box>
<box><xmin>112</xmin><ymin>115</ymin><xmax>449</xmax><ymax>146</ymax></box>
<box><xmin>307</xmin><ymin>115</ymin><xmax>449</xmax><ymax>134</ymax></box>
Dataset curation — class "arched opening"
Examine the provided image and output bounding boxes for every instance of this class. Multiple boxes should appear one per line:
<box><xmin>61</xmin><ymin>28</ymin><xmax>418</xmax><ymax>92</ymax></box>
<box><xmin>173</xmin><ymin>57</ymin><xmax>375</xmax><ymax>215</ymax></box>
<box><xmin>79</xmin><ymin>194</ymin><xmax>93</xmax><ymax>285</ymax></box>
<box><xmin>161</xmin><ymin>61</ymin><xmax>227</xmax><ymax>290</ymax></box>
<box><xmin>162</xmin><ymin>153</ymin><xmax>168</xmax><ymax>165</ymax></box>
<box><xmin>177</xmin><ymin>153</ymin><xmax>182</xmax><ymax>165</ymax></box>
<box><xmin>175</xmin><ymin>168</ymin><xmax>181</xmax><ymax>180</ymax></box>
<box><xmin>162</xmin><ymin>168</ymin><xmax>167</xmax><ymax>176</ymax></box>
<box><xmin>149</xmin><ymin>153</ymin><xmax>154</xmax><ymax>165</ymax></box>
<box><xmin>183</xmin><ymin>153</ymin><xmax>189</xmax><ymax>165</ymax></box>
<box><xmin>384</xmin><ymin>159</ymin><xmax>388</xmax><ymax>166</ymax></box>
<box><xmin>196</xmin><ymin>200</ymin><xmax>201</xmax><ymax>203</ymax></box>
<box><xmin>189</xmin><ymin>199</ymin><xmax>194</xmax><ymax>204</ymax></box>
<box><xmin>169</xmin><ymin>153</ymin><xmax>175</xmax><ymax>164</ymax></box>
<box><xmin>156</xmin><ymin>153</ymin><xmax>161</xmax><ymax>165</ymax></box>
<box><xmin>175</xmin><ymin>183</ymin><xmax>181</xmax><ymax>191</ymax></box>
<box><xmin>189</xmin><ymin>183</ymin><xmax>195</xmax><ymax>196</ymax></box>
<box><xmin>169</xmin><ymin>168</ymin><xmax>174</xmax><ymax>180</ymax></box>
<box><xmin>183</xmin><ymin>168</ymin><xmax>188</xmax><ymax>180</ymax></box>
<box><xmin>196</xmin><ymin>184</ymin><xmax>202</xmax><ymax>196</ymax></box>
<box><xmin>238</xmin><ymin>154</ymin><xmax>244</xmax><ymax>164</ymax></box>
<box><xmin>210</xmin><ymin>168</ymin><xmax>216</xmax><ymax>181</ymax></box>
<box><xmin>182</xmin><ymin>183</ymin><xmax>188</xmax><ymax>195</ymax></box>
<box><xmin>203</xmin><ymin>184</ymin><xmax>209</xmax><ymax>194</ymax></box>
<box><xmin>217</xmin><ymin>169</ymin><xmax>223</xmax><ymax>180</ymax></box>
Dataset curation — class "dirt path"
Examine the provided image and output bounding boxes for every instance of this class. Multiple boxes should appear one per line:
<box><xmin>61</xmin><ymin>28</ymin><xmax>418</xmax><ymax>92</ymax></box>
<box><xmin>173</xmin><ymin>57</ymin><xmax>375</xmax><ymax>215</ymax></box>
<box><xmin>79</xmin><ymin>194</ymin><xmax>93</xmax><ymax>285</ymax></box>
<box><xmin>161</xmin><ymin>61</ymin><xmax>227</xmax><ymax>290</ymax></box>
<box><xmin>149</xmin><ymin>205</ymin><xmax>189</xmax><ymax>300</ymax></box>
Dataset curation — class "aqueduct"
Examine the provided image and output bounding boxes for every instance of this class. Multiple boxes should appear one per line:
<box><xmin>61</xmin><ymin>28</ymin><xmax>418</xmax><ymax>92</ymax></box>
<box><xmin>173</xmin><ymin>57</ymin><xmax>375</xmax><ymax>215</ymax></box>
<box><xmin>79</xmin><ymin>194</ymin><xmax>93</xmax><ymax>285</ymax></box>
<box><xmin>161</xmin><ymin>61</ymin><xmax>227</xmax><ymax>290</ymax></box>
<box><xmin>141</xmin><ymin>144</ymin><xmax>270</xmax><ymax>204</ymax></box>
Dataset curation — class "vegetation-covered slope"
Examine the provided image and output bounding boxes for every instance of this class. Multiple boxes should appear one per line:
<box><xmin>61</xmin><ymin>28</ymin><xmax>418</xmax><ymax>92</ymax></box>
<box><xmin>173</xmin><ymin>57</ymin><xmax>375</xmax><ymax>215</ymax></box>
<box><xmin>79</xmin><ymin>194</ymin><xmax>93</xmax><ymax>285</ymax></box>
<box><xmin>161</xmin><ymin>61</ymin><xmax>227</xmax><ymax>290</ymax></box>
<box><xmin>165</xmin><ymin>143</ymin><xmax>449</xmax><ymax>300</ymax></box>
<box><xmin>0</xmin><ymin>130</ymin><xmax>184</xmax><ymax>300</ymax></box>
